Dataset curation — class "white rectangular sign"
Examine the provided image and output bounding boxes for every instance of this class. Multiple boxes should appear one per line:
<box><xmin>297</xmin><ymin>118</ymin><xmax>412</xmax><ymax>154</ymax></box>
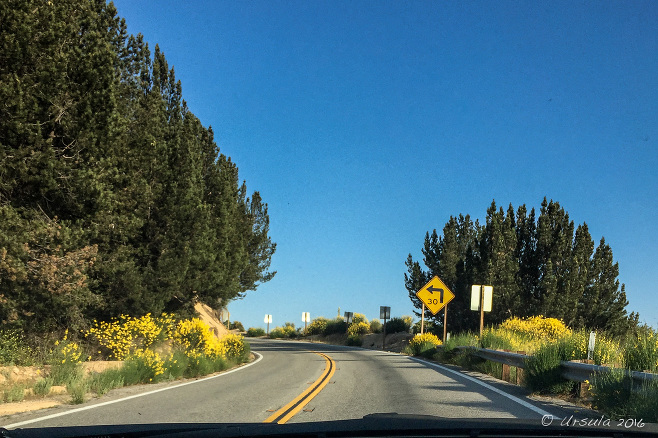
<box><xmin>471</xmin><ymin>285</ymin><xmax>493</xmax><ymax>312</ymax></box>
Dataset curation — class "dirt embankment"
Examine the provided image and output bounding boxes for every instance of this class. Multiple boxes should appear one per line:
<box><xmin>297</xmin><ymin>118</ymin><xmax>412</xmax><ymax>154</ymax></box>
<box><xmin>303</xmin><ymin>332</ymin><xmax>413</xmax><ymax>353</ymax></box>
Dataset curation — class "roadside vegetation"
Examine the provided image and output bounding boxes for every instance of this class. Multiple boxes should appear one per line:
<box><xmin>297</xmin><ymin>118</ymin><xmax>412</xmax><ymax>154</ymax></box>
<box><xmin>403</xmin><ymin>315</ymin><xmax>658</xmax><ymax>422</ymax></box>
<box><xmin>1</xmin><ymin>314</ymin><xmax>250</xmax><ymax>405</ymax></box>
<box><xmin>245</xmin><ymin>313</ymin><xmax>412</xmax><ymax>348</ymax></box>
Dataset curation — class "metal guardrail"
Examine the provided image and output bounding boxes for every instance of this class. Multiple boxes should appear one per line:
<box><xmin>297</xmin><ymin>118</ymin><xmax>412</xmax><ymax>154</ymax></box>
<box><xmin>445</xmin><ymin>346</ymin><xmax>658</xmax><ymax>384</ymax></box>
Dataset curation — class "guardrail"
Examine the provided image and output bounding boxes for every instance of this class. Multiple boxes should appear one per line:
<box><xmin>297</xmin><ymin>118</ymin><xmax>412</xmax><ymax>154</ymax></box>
<box><xmin>447</xmin><ymin>346</ymin><xmax>658</xmax><ymax>385</ymax></box>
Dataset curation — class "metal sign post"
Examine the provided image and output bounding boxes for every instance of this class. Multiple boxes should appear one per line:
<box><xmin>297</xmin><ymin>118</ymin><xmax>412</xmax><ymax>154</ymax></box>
<box><xmin>302</xmin><ymin>312</ymin><xmax>310</xmax><ymax>334</ymax></box>
<box><xmin>471</xmin><ymin>285</ymin><xmax>493</xmax><ymax>339</ymax></box>
<box><xmin>421</xmin><ymin>303</ymin><xmax>425</xmax><ymax>334</ymax></box>
<box><xmin>264</xmin><ymin>314</ymin><xmax>272</xmax><ymax>335</ymax></box>
<box><xmin>443</xmin><ymin>304</ymin><xmax>448</xmax><ymax>343</ymax></box>
<box><xmin>380</xmin><ymin>306</ymin><xmax>390</xmax><ymax>350</ymax></box>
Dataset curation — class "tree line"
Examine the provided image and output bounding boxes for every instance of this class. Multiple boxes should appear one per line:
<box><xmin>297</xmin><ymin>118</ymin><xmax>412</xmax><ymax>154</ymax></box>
<box><xmin>0</xmin><ymin>0</ymin><xmax>275</xmax><ymax>333</ymax></box>
<box><xmin>405</xmin><ymin>198</ymin><xmax>638</xmax><ymax>337</ymax></box>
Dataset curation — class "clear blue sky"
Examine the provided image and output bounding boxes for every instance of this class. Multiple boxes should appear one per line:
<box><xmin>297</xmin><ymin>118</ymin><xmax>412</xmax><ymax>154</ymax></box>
<box><xmin>111</xmin><ymin>0</ymin><xmax>658</xmax><ymax>330</ymax></box>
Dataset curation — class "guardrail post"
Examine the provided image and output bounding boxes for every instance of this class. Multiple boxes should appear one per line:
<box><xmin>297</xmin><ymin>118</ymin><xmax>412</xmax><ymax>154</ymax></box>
<box><xmin>502</xmin><ymin>363</ymin><xmax>510</xmax><ymax>382</ymax></box>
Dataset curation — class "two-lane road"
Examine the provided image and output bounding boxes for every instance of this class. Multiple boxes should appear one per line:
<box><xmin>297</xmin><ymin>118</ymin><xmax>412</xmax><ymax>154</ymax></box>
<box><xmin>3</xmin><ymin>338</ymin><xmax>583</xmax><ymax>430</ymax></box>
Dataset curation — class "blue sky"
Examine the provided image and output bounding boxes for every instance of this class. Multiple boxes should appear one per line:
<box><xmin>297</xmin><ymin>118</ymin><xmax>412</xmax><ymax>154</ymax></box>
<box><xmin>111</xmin><ymin>0</ymin><xmax>658</xmax><ymax>330</ymax></box>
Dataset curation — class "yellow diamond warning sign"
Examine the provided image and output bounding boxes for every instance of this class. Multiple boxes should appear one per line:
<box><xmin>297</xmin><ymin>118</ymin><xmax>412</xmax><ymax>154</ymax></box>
<box><xmin>416</xmin><ymin>276</ymin><xmax>455</xmax><ymax>315</ymax></box>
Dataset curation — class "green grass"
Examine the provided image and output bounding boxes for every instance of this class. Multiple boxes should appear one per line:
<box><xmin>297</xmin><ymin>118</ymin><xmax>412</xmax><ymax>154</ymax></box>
<box><xmin>591</xmin><ymin>368</ymin><xmax>658</xmax><ymax>423</ymax></box>
<box><xmin>66</xmin><ymin>377</ymin><xmax>88</xmax><ymax>404</ymax></box>
<box><xmin>87</xmin><ymin>369</ymin><xmax>124</xmax><ymax>396</ymax></box>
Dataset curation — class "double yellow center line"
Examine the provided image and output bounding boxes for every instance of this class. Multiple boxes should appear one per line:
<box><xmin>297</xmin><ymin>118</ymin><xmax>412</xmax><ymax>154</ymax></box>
<box><xmin>263</xmin><ymin>351</ymin><xmax>336</xmax><ymax>424</ymax></box>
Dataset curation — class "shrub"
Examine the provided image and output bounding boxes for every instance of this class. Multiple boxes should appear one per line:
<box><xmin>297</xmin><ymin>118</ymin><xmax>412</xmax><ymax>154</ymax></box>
<box><xmin>524</xmin><ymin>342</ymin><xmax>575</xmax><ymax>394</ymax></box>
<box><xmin>0</xmin><ymin>330</ymin><xmax>35</xmax><ymax>365</ymax></box>
<box><xmin>623</xmin><ymin>329</ymin><xmax>658</xmax><ymax>372</ymax></box>
<box><xmin>323</xmin><ymin>318</ymin><xmax>347</xmax><ymax>335</ymax></box>
<box><xmin>246</xmin><ymin>327</ymin><xmax>266</xmax><ymax>337</ymax></box>
<box><xmin>3</xmin><ymin>384</ymin><xmax>26</xmax><ymax>403</ymax></box>
<box><xmin>66</xmin><ymin>377</ymin><xmax>88</xmax><ymax>404</ymax></box>
<box><xmin>500</xmin><ymin>315</ymin><xmax>570</xmax><ymax>340</ymax></box>
<box><xmin>405</xmin><ymin>333</ymin><xmax>442</xmax><ymax>357</ymax></box>
<box><xmin>33</xmin><ymin>377</ymin><xmax>54</xmax><ymax>397</ymax></box>
<box><xmin>307</xmin><ymin>317</ymin><xmax>329</xmax><ymax>335</ymax></box>
<box><xmin>163</xmin><ymin>350</ymin><xmax>188</xmax><ymax>380</ymax></box>
<box><xmin>269</xmin><ymin>323</ymin><xmax>297</xmax><ymax>339</ymax></box>
<box><xmin>220</xmin><ymin>334</ymin><xmax>249</xmax><ymax>362</ymax></box>
<box><xmin>85</xmin><ymin>313</ymin><xmax>175</xmax><ymax>360</ymax></box>
<box><xmin>50</xmin><ymin>330</ymin><xmax>83</xmax><ymax>385</ymax></box>
<box><xmin>347</xmin><ymin>322</ymin><xmax>370</xmax><ymax>337</ymax></box>
<box><xmin>229</xmin><ymin>321</ymin><xmax>245</xmax><ymax>332</ymax></box>
<box><xmin>352</xmin><ymin>313</ymin><xmax>368</xmax><ymax>325</ymax></box>
<box><xmin>346</xmin><ymin>335</ymin><xmax>362</xmax><ymax>346</ymax></box>
<box><xmin>121</xmin><ymin>349</ymin><xmax>166</xmax><ymax>385</ymax></box>
<box><xmin>385</xmin><ymin>317</ymin><xmax>411</xmax><ymax>334</ymax></box>
<box><xmin>369</xmin><ymin>319</ymin><xmax>382</xmax><ymax>334</ymax></box>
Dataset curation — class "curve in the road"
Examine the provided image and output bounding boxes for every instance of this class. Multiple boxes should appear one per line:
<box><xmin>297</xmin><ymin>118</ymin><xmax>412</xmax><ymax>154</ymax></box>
<box><xmin>263</xmin><ymin>351</ymin><xmax>336</xmax><ymax>424</ymax></box>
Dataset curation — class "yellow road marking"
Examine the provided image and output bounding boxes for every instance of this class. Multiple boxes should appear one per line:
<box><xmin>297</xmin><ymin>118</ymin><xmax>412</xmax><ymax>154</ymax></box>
<box><xmin>263</xmin><ymin>351</ymin><xmax>335</xmax><ymax>424</ymax></box>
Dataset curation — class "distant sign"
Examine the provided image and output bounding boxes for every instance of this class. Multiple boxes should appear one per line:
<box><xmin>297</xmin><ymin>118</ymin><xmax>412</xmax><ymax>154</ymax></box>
<box><xmin>264</xmin><ymin>314</ymin><xmax>272</xmax><ymax>324</ymax></box>
<box><xmin>416</xmin><ymin>276</ymin><xmax>455</xmax><ymax>315</ymax></box>
<box><xmin>380</xmin><ymin>306</ymin><xmax>390</xmax><ymax>320</ymax></box>
<box><xmin>302</xmin><ymin>312</ymin><xmax>310</xmax><ymax>323</ymax></box>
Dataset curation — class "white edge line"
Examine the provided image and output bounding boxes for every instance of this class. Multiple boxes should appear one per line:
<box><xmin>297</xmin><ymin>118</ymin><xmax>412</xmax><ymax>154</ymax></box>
<box><xmin>408</xmin><ymin>356</ymin><xmax>556</xmax><ymax>418</ymax></box>
<box><xmin>4</xmin><ymin>352</ymin><xmax>263</xmax><ymax>430</ymax></box>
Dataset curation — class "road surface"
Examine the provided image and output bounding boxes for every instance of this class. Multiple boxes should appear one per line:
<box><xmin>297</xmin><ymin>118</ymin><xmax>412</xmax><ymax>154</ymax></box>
<box><xmin>2</xmin><ymin>338</ymin><xmax>591</xmax><ymax>430</ymax></box>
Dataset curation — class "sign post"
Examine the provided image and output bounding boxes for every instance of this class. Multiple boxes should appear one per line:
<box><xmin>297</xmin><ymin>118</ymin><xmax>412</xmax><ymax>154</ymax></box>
<box><xmin>421</xmin><ymin>303</ymin><xmax>425</xmax><ymax>334</ymax></box>
<box><xmin>380</xmin><ymin>306</ymin><xmax>390</xmax><ymax>350</ymax></box>
<box><xmin>344</xmin><ymin>311</ymin><xmax>353</xmax><ymax>324</ymax></box>
<box><xmin>416</xmin><ymin>276</ymin><xmax>455</xmax><ymax>341</ymax></box>
<box><xmin>302</xmin><ymin>312</ymin><xmax>310</xmax><ymax>334</ymax></box>
<box><xmin>264</xmin><ymin>314</ymin><xmax>272</xmax><ymax>336</ymax></box>
<box><xmin>471</xmin><ymin>285</ymin><xmax>493</xmax><ymax>338</ymax></box>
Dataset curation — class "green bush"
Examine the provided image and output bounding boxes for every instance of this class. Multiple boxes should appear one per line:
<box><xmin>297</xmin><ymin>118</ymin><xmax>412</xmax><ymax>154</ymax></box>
<box><xmin>229</xmin><ymin>321</ymin><xmax>245</xmax><ymax>331</ymax></box>
<box><xmin>323</xmin><ymin>318</ymin><xmax>348</xmax><ymax>335</ymax></box>
<box><xmin>3</xmin><ymin>384</ymin><xmax>26</xmax><ymax>403</ymax></box>
<box><xmin>33</xmin><ymin>377</ymin><xmax>54</xmax><ymax>397</ymax></box>
<box><xmin>246</xmin><ymin>327</ymin><xmax>266</xmax><ymax>337</ymax></box>
<box><xmin>369</xmin><ymin>319</ymin><xmax>382</xmax><ymax>334</ymax></box>
<box><xmin>307</xmin><ymin>317</ymin><xmax>329</xmax><ymax>335</ymax></box>
<box><xmin>346</xmin><ymin>335</ymin><xmax>362</xmax><ymax>346</ymax></box>
<box><xmin>591</xmin><ymin>368</ymin><xmax>658</xmax><ymax>423</ymax></box>
<box><xmin>66</xmin><ymin>377</ymin><xmax>88</xmax><ymax>404</ymax></box>
<box><xmin>385</xmin><ymin>317</ymin><xmax>411</xmax><ymax>334</ymax></box>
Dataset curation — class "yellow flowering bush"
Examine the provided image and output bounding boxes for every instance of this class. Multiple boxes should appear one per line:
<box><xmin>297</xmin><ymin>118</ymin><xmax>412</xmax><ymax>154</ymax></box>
<box><xmin>122</xmin><ymin>348</ymin><xmax>166</xmax><ymax>384</ymax></box>
<box><xmin>53</xmin><ymin>330</ymin><xmax>82</xmax><ymax>365</ymax></box>
<box><xmin>405</xmin><ymin>332</ymin><xmax>442</xmax><ymax>356</ymax></box>
<box><xmin>220</xmin><ymin>333</ymin><xmax>248</xmax><ymax>361</ymax></box>
<box><xmin>173</xmin><ymin>317</ymin><xmax>226</xmax><ymax>358</ymax></box>
<box><xmin>85</xmin><ymin>313</ymin><xmax>175</xmax><ymax>360</ymax></box>
<box><xmin>500</xmin><ymin>315</ymin><xmax>570</xmax><ymax>340</ymax></box>
<box><xmin>347</xmin><ymin>322</ymin><xmax>370</xmax><ymax>337</ymax></box>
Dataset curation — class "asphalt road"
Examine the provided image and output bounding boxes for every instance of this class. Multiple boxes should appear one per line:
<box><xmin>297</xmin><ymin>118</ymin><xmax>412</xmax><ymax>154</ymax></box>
<box><xmin>2</xmin><ymin>338</ymin><xmax>591</xmax><ymax>430</ymax></box>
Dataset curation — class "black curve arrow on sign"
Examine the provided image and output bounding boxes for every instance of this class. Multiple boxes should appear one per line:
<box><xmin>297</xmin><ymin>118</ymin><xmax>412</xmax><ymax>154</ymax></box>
<box><xmin>426</xmin><ymin>286</ymin><xmax>444</xmax><ymax>303</ymax></box>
